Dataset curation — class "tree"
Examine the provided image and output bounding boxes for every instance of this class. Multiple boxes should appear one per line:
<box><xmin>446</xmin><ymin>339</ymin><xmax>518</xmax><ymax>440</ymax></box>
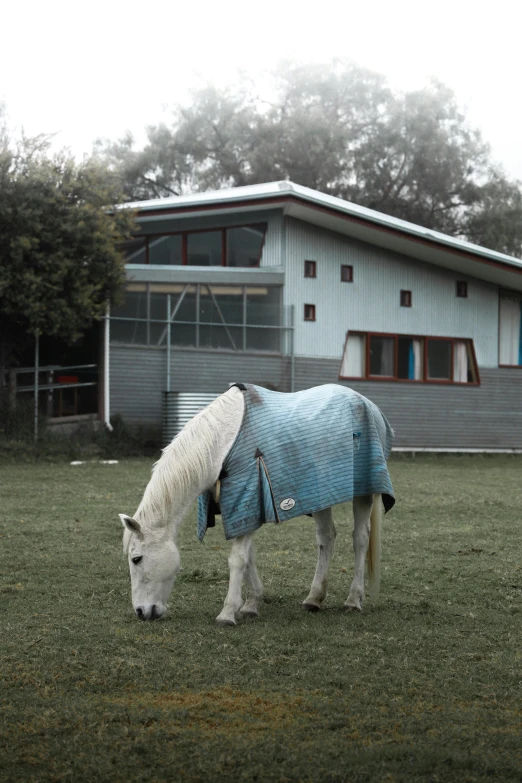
<box><xmin>0</xmin><ymin>129</ymin><xmax>135</xmax><ymax>381</ymax></box>
<box><xmin>96</xmin><ymin>60</ymin><xmax>522</xmax><ymax>256</ymax></box>
<box><xmin>464</xmin><ymin>170</ymin><xmax>522</xmax><ymax>258</ymax></box>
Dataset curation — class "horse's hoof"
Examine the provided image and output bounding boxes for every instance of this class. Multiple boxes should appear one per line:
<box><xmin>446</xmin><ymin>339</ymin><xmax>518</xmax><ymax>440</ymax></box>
<box><xmin>344</xmin><ymin>603</ymin><xmax>362</xmax><ymax>613</ymax></box>
<box><xmin>239</xmin><ymin>609</ymin><xmax>259</xmax><ymax>619</ymax></box>
<box><xmin>215</xmin><ymin>617</ymin><xmax>237</xmax><ymax>627</ymax></box>
<box><xmin>302</xmin><ymin>601</ymin><xmax>321</xmax><ymax>613</ymax></box>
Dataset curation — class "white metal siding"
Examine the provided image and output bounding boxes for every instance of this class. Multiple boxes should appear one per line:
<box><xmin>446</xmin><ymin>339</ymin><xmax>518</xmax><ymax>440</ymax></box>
<box><xmin>284</xmin><ymin>218</ymin><xmax>499</xmax><ymax>366</ymax></box>
<box><xmin>109</xmin><ymin>344</ymin><xmax>522</xmax><ymax>448</ymax></box>
<box><xmin>292</xmin><ymin>357</ymin><xmax>522</xmax><ymax>450</ymax></box>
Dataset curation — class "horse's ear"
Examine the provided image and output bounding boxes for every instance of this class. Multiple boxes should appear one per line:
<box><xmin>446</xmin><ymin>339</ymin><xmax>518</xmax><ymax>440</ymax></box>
<box><xmin>119</xmin><ymin>514</ymin><xmax>143</xmax><ymax>537</ymax></box>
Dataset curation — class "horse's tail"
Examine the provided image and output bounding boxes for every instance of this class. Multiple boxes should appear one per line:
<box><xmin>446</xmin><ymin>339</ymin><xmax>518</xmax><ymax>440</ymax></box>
<box><xmin>366</xmin><ymin>493</ymin><xmax>382</xmax><ymax>600</ymax></box>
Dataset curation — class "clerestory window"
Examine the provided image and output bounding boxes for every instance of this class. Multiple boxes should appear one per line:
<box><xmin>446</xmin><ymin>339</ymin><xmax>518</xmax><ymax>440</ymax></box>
<box><xmin>122</xmin><ymin>224</ymin><xmax>267</xmax><ymax>268</ymax></box>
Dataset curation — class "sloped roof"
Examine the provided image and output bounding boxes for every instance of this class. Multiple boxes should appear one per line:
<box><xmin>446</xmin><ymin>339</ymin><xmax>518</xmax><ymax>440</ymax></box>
<box><xmin>124</xmin><ymin>181</ymin><xmax>522</xmax><ymax>291</ymax></box>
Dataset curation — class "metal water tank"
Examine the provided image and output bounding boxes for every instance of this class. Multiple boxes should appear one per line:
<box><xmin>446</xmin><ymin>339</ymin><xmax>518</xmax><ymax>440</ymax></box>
<box><xmin>163</xmin><ymin>391</ymin><xmax>218</xmax><ymax>446</ymax></box>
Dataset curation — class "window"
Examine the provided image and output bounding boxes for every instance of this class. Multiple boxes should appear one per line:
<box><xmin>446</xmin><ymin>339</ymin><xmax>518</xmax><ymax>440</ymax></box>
<box><xmin>120</xmin><ymin>236</ymin><xmax>147</xmax><ymax>264</ymax></box>
<box><xmin>124</xmin><ymin>224</ymin><xmax>267</xmax><ymax>268</ymax></box>
<box><xmin>339</xmin><ymin>331</ymin><xmax>479</xmax><ymax>384</ymax></box>
<box><xmin>148</xmin><ymin>235</ymin><xmax>183</xmax><ymax>265</ymax></box>
<box><xmin>456</xmin><ymin>281</ymin><xmax>468</xmax><ymax>298</ymax></box>
<box><xmin>111</xmin><ymin>283</ymin><xmax>282</xmax><ymax>352</ymax></box>
<box><xmin>187</xmin><ymin>231</ymin><xmax>222</xmax><ymax>266</ymax></box>
<box><xmin>227</xmin><ymin>226</ymin><xmax>265</xmax><ymax>267</ymax></box>
<box><xmin>499</xmin><ymin>295</ymin><xmax>522</xmax><ymax>366</ymax></box>
<box><xmin>304</xmin><ymin>260</ymin><xmax>317</xmax><ymax>278</ymax></box>
<box><xmin>341</xmin><ymin>265</ymin><xmax>353</xmax><ymax>283</ymax></box>
<box><xmin>369</xmin><ymin>336</ymin><xmax>395</xmax><ymax>377</ymax></box>
<box><xmin>427</xmin><ymin>339</ymin><xmax>451</xmax><ymax>380</ymax></box>
<box><xmin>340</xmin><ymin>334</ymin><xmax>366</xmax><ymax>377</ymax></box>
<box><xmin>304</xmin><ymin>304</ymin><xmax>316</xmax><ymax>321</ymax></box>
<box><xmin>397</xmin><ymin>337</ymin><xmax>423</xmax><ymax>380</ymax></box>
<box><xmin>400</xmin><ymin>290</ymin><xmax>412</xmax><ymax>307</ymax></box>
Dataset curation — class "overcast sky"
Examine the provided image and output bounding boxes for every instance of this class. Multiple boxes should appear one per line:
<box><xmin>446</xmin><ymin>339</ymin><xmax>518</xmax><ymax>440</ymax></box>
<box><xmin>2</xmin><ymin>0</ymin><xmax>521</xmax><ymax>181</ymax></box>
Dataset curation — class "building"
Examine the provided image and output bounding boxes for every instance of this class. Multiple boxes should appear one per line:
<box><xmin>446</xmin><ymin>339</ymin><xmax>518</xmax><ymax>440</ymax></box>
<box><xmin>106</xmin><ymin>181</ymin><xmax>522</xmax><ymax>450</ymax></box>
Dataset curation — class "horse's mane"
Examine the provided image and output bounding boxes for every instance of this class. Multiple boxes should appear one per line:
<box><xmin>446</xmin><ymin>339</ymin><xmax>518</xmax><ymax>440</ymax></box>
<box><xmin>134</xmin><ymin>388</ymin><xmax>241</xmax><ymax>527</ymax></box>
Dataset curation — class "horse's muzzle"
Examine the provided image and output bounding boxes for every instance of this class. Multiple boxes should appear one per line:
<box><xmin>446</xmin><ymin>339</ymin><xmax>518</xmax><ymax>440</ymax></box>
<box><xmin>135</xmin><ymin>604</ymin><xmax>165</xmax><ymax>621</ymax></box>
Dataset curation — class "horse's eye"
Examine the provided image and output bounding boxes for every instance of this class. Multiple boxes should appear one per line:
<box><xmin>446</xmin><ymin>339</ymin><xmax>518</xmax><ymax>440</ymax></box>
<box><xmin>132</xmin><ymin>556</ymin><xmax>143</xmax><ymax>565</ymax></box>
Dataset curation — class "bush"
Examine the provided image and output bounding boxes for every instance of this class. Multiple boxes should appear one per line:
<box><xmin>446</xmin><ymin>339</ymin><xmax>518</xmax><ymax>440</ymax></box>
<box><xmin>0</xmin><ymin>397</ymin><xmax>160</xmax><ymax>462</ymax></box>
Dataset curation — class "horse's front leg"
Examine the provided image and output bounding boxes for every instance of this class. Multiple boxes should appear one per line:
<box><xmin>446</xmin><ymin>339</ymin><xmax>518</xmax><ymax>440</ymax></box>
<box><xmin>303</xmin><ymin>507</ymin><xmax>336</xmax><ymax>612</ymax></box>
<box><xmin>345</xmin><ymin>494</ymin><xmax>373</xmax><ymax>612</ymax></box>
<box><xmin>239</xmin><ymin>541</ymin><xmax>263</xmax><ymax>618</ymax></box>
<box><xmin>216</xmin><ymin>533</ymin><xmax>254</xmax><ymax>626</ymax></box>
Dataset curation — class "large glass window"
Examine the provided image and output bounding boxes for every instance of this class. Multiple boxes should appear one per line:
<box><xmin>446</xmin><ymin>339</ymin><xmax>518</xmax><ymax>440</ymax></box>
<box><xmin>199</xmin><ymin>287</ymin><xmax>243</xmax><ymax>350</ymax></box>
<box><xmin>246</xmin><ymin>287</ymin><xmax>281</xmax><ymax>351</ymax></box>
<box><xmin>149</xmin><ymin>235</ymin><xmax>183</xmax><ymax>265</ymax></box>
<box><xmin>227</xmin><ymin>225</ymin><xmax>265</xmax><ymax>267</ymax></box>
<box><xmin>120</xmin><ymin>237</ymin><xmax>147</xmax><ymax>264</ymax></box>
<box><xmin>124</xmin><ymin>224</ymin><xmax>267</xmax><ymax>268</ymax></box>
<box><xmin>169</xmin><ymin>288</ymin><xmax>197</xmax><ymax>347</ymax></box>
<box><xmin>110</xmin><ymin>286</ymin><xmax>147</xmax><ymax>344</ymax></box>
<box><xmin>187</xmin><ymin>231</ymin><xmax>222</xmax><ymax>266</ymax></box>
<box><xmin>111</xmin><ymin>283</ymin><xmax>282</xmax><ymax>352</ymax></box>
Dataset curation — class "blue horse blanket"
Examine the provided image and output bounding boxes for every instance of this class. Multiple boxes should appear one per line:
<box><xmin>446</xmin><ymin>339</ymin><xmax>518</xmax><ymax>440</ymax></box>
<box><xmin>198</xmin><ymin>384</ymin><xmax>395</xmax><ymax>541</ymax></box>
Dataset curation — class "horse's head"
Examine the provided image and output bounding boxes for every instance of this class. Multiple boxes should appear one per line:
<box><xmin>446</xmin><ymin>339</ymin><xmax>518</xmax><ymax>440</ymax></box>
<box><xmin>119</xmin><ymin>514</ymin><xmax>180</xmax><ymax>620</ymax></box>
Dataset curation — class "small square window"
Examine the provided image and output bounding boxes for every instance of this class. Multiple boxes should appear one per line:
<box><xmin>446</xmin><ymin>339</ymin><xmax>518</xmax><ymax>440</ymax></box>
<box><xmin>304</xmin><ymin>260</ymin><xmax>316</xmax><ymax>278</ymax></box>
<box><xmin>400</xmin><ymin>290</ymin><xmax>412</xmax><ymax>307</ymax></box>
<box><xmin>456</xmin><ymin>281</ymin><xmax>468</xmax><ymax>298</ymax></box>
<box><xmin>341</xmin><ymin>265</ymin><xmax>353</xmax><ymax>282</ymax></box>
<box><xmin>304</xmin><ymin>304</ymin><xmax>316</xmax><ymax>321</ymax></box>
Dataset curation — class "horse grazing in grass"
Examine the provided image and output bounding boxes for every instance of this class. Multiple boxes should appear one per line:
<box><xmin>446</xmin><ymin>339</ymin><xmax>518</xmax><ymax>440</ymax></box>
<box><xmin>119</xmin><ymin>383</ymin><xmax>395</xmax><ymax>625</ymax></box>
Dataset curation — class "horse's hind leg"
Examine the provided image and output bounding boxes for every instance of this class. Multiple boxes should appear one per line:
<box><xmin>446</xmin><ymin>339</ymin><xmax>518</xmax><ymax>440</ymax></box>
<box><xmin>303</xmin><ymin>507</ymin><xmax>336</xmax><ymax>612</ymax></box>
<box><xmin>216</xmin><ymin>533</ymin><xmax>254</xmax><ymax>627</ymax></box>
<box><xmin>345</xmin><ymin>494</ymin><xmax>373</xmax><ymax>612</ymax></box>
<box><xmin>239</xmin><ymin>542</ymin><xmax>264</xmax><ymax>618</ymax></box>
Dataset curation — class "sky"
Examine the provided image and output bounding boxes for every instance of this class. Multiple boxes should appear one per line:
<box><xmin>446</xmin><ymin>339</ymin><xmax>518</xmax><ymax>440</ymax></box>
<box><xmin>2</xmin><ymin>0</ymin><xmax>522</xmax><ymax>180</ymax></box>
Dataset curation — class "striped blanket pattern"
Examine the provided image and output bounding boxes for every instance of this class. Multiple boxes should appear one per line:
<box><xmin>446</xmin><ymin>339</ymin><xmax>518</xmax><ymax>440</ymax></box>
<box><xmin>198</xmin><ymin>384</ymin><xmax>395</xmax><ymax>541</ymax></box>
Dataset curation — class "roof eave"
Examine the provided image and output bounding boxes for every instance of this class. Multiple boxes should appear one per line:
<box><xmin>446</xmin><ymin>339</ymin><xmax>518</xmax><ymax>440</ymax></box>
<box><xmin>126</xmin><ymin>182</ymin><xmax>522</xmax><ymax>290</ymax></box>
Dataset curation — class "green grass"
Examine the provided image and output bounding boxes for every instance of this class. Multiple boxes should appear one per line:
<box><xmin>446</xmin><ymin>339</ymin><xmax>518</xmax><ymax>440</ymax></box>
<box><xmin>1</xmin><ymin>456</ymin><xmax>521</xmax><ymax>782</ymax></box>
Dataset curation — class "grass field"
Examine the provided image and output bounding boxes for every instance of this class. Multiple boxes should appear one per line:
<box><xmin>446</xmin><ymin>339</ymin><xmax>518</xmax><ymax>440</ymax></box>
<box><xmin>1</xmin><ymin>456</ymin><xmax>521</xmax><ymax>782</ymax></box>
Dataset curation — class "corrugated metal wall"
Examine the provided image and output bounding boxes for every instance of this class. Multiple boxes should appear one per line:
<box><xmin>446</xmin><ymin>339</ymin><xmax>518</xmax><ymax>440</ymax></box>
<box><xmin>285</xmin><ymin>217</ymin><xmax>499</xmax><ymax>366</ymax></box>
<box><xmin>110</xmin><ymin>345</ymin><xmax>521</xmax><ymax>449</ymax></box>
<box><xmin>110</xmin><ymin>345</ymin><xmax>290</xmax><ymax>423</ymax></box>
<box><xmin>292</xmin><ymin>357</ymin><xmax>522</xmax><ymax>449</ymax></box>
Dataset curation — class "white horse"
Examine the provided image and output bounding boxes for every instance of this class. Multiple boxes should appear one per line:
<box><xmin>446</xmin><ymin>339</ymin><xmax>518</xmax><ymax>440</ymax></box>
<box><xmin>119</xmin><ymin>384</ymin><xmax>394</xmax><ymax>625</ymax></box>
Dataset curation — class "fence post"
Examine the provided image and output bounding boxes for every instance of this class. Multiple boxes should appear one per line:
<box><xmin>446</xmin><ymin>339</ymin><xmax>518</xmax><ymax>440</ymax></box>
<box><xmin>290</xmin><ymin>305</ymin><xmax>295</xmax><ymax>393</ymax></box>
<box><xmin>8</xmin><ymin>370</ymin><xmax>17</xmax><ymax>413</ymax></box>
<box><xmin>166</xmin><ymin>295</ymin><xmax>171</xmax><ymax>393</ymax></box>
<box><xmin>46</xmin><ymin>371</ymin><xmax>54</xmax><ymax>418</ymax></box>
<box><xmin>34</xmin><ymin>332</ymin><xmax>40</xmax><ymax>443</ymax></box>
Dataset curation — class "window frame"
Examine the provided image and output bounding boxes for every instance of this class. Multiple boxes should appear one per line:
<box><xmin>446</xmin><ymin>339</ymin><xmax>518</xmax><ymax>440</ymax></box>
<box><xmin>304</xmin><ymin>260</ymin><xmax>317</xmax><ymax>278</ymax></box>
<box><xmin>124</xmin><ymin>223</ymin><xmax>267</xmax><ymax>268</ymax></box>
<box><xmin>110</xmin><ymin>282</ymin><xmax>284</xmax><ymax>353</ymax></box>
<box><xmin>498</xmin><ymin>293</ymin><xmax>522</xmax><ymax>368</ymax></box>
<box><xmin>339</xmin><ymin>330</ymin><xmax>480</xmax><ymax>385</ymax></box>
<box><xmin>304</xmin><ymin>304</ymin><xmax>316</xmax><ymax>322</ymax></box>
<box><xmin>400</xmin><ymin>290</ymin><xmax>412</xmax><ymax>307</ymax></box>
<box><xmin>341</xmin><ymin>265</ymin><xmax>353</xmax><ymax>283</ymax></box>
